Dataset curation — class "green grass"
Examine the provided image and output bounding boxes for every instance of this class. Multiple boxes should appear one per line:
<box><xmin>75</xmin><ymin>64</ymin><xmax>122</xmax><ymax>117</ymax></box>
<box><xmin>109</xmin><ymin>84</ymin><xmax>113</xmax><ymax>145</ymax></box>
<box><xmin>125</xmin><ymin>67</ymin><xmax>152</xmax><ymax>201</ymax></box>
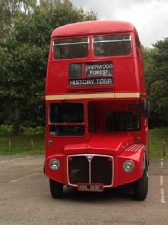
<box><xmin>0</xmin><ymin>128</ymin><xmax>168</xmax><ymax>157</ymax></box>
<box><xmin>149</xmin><ymin>127</ymin><xmax>168</xmax><ymax>158</ymax></box>
<box><xmin>0</xmin><ymin>134</ymin><xmax>45</xmax><ymax>155</ymax></box>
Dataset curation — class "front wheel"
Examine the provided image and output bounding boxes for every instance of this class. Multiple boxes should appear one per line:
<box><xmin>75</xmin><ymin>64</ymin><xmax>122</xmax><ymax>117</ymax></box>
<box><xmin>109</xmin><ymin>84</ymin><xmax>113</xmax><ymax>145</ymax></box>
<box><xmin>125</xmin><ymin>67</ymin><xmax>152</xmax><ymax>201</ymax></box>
<box><xmin>132</xmin><ymin>168</ymin><xmax>148</xmax><ymax>201</ymax></box>
<box><xmin>49</xmin><ymin>179</ymin><xmax>63</xmax><ymax>198</ymax></box>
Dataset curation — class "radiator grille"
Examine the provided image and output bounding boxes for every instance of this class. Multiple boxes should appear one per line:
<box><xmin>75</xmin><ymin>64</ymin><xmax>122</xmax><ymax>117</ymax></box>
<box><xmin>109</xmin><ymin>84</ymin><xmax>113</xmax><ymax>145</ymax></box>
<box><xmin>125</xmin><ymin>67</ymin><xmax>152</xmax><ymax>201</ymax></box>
<box><xmin>68</xmin><ymin>155</ymin><xmax>113</xmax><ymax>186</ymax></box>
<box><xmin>68</xmin><ymin>156</ymin><xmax>89</xmax><ymax>183</ymax></box>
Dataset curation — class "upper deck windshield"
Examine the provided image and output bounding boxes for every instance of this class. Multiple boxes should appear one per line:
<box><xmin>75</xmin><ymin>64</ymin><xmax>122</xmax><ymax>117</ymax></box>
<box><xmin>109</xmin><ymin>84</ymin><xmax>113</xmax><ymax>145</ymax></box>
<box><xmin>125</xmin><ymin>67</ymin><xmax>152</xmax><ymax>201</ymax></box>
<box><xmin>53</xmin><ymin>34</ymin><xmax>131</xmax><ymax>60</ymax></box>
<box><xmin>53</xmin><ymin>37</ymin><xmax>88</xmax><ymax>59</ymax></box>
<box><xmin>93</xmin><ymin>34</ymin><xmax>131</xmax><ymax>57</ymax></box>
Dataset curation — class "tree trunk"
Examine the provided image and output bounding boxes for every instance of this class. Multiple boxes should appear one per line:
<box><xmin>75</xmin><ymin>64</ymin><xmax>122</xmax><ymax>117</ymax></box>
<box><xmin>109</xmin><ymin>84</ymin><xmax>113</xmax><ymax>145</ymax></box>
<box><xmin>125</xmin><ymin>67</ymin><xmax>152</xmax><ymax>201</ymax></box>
<box><xmin>13</xmin><ymin>101</ymin><xmax>20</xmax><ymax>136</ymax></box>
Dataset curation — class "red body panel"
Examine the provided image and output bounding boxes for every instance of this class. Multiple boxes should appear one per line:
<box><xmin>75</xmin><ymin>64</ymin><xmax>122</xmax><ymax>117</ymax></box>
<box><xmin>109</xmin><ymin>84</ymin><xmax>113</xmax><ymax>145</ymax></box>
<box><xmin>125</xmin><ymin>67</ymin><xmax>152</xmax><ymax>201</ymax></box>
<box><xmin>46</xmin><ymin>57</ymin><xmax>145</xmax><ymax>95</ymax></box>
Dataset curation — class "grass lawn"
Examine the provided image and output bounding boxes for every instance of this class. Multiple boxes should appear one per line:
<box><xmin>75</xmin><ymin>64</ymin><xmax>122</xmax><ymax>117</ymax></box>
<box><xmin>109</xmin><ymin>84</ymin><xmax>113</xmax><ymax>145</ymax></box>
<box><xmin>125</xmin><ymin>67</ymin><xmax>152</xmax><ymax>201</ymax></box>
<box><xmin>0</xmin><ymin>128</ymin><xmax>168</xmax><ymax>158</ymax></box>
<box><xmin>149</xmin><ymin>127</ymin><xmax>168</xmax><ymax>158</ymax></box>
<box><xmin>0</xmin><ymin>134</ymin><xmax>45</xmax><ymax>155</ymax></box>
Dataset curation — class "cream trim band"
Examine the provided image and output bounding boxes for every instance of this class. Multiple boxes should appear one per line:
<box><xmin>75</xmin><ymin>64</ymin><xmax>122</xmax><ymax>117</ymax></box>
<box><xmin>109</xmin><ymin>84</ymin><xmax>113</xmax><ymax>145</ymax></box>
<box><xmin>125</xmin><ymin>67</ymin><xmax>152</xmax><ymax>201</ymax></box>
<box><xmin>45</xmin><ymin>92</ymin><xmax>141</xmax><ymax>100</ymax></box>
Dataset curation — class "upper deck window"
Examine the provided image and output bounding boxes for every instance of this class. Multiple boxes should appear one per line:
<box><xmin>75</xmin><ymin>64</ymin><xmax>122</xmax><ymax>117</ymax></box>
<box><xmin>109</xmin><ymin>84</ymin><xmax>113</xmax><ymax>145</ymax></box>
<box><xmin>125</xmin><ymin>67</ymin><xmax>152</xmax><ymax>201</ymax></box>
<box><xmin>93</xmin><ymin>34</ymin><xmax>131</xmax><ymax>57</ymax></box>
<box><xmin>53</xmin><ymin>37</ymin><xmax>88</xmax><ymax>59</ymax></box>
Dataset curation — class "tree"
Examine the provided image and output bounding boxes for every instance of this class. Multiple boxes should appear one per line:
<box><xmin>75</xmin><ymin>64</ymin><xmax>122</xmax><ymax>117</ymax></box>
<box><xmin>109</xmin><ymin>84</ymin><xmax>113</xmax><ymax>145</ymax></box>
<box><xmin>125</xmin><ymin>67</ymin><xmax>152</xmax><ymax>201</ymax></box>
<box><xmin>142</xmin><ymin>46</ymin><xmax>157</xmax><ymax>93</ymax></box>
<box><xmin>143</xmin><ymin>38</ymin><xmax>168</xmax><ymax>125</ymax></box>
<box><xmin>150</xmin><ymin>80</ymin><xmax>168</xmax><ymax>121</ymax></box>
<box><xmin>0</xmin><ymin>0</ymin><xmax>37</xmax><ymax>39</ymax></box>
<box><xmin>0</xmin><ymin>0</ymin><xmax>97</xmax><ymax>135</ymax></box>
<box><xmin>150</xmin><ymin>39</ymin><xmax>168</xmax><ymax>122</ymax></box>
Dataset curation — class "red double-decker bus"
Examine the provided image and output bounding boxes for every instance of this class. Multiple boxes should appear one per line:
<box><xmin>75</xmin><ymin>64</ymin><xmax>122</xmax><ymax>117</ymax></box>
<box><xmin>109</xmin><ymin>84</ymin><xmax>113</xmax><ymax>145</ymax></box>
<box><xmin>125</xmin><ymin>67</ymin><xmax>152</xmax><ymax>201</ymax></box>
<box><xmin>44</xmin><ymin>20</ymin><xmax>150</xmax><ymax>200</ymax></box>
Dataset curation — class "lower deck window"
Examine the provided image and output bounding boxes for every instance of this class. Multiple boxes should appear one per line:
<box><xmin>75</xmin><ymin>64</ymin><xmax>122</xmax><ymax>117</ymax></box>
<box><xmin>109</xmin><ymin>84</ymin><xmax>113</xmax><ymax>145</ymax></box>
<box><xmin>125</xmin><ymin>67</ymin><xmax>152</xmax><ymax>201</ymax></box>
<box><xmin>106</xmin><ymin>112</ymin><xmax>141</xmax><ymax>131</ymax></box>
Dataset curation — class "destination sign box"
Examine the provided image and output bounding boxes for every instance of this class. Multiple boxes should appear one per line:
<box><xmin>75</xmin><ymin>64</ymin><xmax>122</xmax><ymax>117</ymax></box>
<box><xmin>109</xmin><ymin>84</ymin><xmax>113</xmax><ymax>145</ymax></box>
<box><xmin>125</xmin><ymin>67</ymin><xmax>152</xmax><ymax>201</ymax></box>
<box><xmin>85</xmin><ymin>62</ymin><xmax>113</xmax><ymax>77</ymax></box>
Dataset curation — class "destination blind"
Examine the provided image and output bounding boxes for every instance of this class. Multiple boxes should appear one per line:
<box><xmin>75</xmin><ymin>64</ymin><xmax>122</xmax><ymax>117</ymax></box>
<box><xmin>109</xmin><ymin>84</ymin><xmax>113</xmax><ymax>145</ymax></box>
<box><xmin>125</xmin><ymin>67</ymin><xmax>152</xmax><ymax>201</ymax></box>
<box><xmin>69</xmin><ymin>78</ymin><xmax>112</xmax><ymax>86</ymax></box>
<box><xmin>85</xmin><ymin>62</ymin><xmax>113</xmax><ymax>77</ymax></box>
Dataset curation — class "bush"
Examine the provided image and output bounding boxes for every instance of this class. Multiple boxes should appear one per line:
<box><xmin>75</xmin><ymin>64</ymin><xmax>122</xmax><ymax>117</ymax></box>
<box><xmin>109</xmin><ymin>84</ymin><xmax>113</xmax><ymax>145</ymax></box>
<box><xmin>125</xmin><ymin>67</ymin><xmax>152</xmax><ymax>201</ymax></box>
<box><xmin>0</xmin><ymin>124</ymin><xmax>13</xmax><ymax>134</ymax></box>
<box><xmin>20</xmin><ymin>126</ymin><xmax>45</xmax><ymax>134</ymax></box>
<box><xmin>0</xmin><ymin>124</ymin><xmax>45</xmax><ymax>135</ymax></box>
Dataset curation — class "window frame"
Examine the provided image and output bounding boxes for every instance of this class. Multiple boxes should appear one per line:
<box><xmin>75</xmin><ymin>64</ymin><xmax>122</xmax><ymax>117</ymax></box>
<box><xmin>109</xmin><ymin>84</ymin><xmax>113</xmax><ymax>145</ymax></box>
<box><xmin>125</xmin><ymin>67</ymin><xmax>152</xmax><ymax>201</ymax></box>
<box><xmin>93</xmin><ymin>34</ymin><xmax>132</xmax><ymax>57</ymax></box>
<box><xmin>53</xmin><ymin>37</ymin><xmax>89</xmax><ymax>60</ymax></box>
<box><xmin>48</xmin><ymin>102</ymin><xmax>85</xmax><ymax>136</ymax></box>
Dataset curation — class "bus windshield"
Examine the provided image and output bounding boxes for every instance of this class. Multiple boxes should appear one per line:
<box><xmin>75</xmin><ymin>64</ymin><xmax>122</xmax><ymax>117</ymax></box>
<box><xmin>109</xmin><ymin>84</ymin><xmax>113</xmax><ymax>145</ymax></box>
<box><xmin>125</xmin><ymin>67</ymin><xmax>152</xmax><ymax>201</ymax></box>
<box><xmin>93</xmin><ymin>34</ymin><xmax>131</xmax><ymax>57</ymax></box>
<box><xmin>49</xmin><ymin>102</ymin><xmax>85</xmax><ymax>136</ymax></box>
<box><xmin>53</xmin><ymin>34</ymin><xmax>131</xmax><ymax>60</ymax></box>
<box><xmin>53</xmin><ymin>37</ymin><xmax>88</xmax><ymax>59</ymax></box>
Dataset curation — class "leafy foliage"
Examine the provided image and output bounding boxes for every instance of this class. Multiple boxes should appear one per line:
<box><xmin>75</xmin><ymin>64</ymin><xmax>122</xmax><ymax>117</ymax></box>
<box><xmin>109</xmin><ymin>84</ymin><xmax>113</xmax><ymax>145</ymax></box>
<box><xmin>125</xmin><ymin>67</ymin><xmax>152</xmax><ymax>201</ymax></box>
<box><xmin>0</xmin><ymin>0</ymin><xmax>97</xmax><ymax>135</ymax></box>
<box><xmin>143</xmin><ymin>38</ymin><xmax>168</xmax><ymax>124</ymax></box>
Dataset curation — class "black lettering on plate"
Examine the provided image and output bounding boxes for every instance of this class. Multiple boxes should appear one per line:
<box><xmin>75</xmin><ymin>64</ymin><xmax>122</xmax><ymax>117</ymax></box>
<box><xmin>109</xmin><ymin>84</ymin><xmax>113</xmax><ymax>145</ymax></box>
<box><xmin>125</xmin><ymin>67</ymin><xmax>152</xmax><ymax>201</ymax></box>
<box><xmin>85</xmin><ymin>62</ymin><xmax>113</xmax><ymax>77</ymax></box>
<box><xmin>69</xmin><ymin>78</ymin><xmax>112</xmax><ymax>86</ymax></box>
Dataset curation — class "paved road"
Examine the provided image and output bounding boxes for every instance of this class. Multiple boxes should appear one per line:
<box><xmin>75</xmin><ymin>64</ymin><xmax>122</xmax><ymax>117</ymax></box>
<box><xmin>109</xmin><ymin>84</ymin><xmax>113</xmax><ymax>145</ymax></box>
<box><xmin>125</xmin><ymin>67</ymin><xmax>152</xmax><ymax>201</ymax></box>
<box><xmin>0</xmin><ymin>155</ymin><xmax>168</xmax><ymax>225</ymax></box>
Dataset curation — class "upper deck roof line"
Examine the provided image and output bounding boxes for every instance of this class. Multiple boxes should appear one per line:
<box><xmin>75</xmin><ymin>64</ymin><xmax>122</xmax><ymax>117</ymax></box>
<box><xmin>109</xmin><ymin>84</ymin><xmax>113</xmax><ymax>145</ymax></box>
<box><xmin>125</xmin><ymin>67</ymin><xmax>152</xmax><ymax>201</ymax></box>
<box><xmin>51</xmin><ymin>20</ymin><xmax>137</xmax><ymax>38</ymax></box>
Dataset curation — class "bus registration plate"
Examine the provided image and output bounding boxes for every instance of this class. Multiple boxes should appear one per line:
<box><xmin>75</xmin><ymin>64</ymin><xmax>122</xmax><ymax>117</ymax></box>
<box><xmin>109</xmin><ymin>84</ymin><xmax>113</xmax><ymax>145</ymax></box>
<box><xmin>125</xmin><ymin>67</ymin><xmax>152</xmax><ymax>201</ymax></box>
<box><xmin>77</xmin><ymin>183</ymin><xmax>104</xmax><ymax>192</ymax></box>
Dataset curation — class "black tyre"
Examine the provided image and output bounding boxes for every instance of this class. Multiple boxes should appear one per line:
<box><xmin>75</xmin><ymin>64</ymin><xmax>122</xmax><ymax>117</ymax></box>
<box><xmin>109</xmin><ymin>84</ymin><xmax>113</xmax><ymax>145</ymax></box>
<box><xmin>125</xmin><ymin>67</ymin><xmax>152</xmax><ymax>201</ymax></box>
<box><xmin>49</xmin><ymin>179</ymin><xmax>63</xmax><ymax>198</ymax></box>
<box><xmin>132</xmin><ymin>168</ymin><xmax>148</xmax><ymax>201</ymax></box>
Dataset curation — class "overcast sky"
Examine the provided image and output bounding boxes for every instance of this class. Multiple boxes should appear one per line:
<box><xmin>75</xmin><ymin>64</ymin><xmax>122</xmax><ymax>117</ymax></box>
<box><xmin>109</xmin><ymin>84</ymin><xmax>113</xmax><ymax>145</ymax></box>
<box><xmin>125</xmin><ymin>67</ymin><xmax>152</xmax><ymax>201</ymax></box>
<box><xmin>70</xmin><ymin>0</ymin><xmax>168</xmax><ymax>48</ymax></box>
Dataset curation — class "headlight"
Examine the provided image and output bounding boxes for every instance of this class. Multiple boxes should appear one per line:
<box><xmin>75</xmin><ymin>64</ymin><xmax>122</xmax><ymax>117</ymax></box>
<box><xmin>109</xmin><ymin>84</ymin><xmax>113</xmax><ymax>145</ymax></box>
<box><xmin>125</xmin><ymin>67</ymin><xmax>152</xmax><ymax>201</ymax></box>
<box><xmin>123</xmin><ymin>160</ymin><xmax>134</xmax><ymax>172</ymax></box>
<box><xmin>49</xmin><ymin>159</ymin><xmax>60</xmax><ymax>170</ymax></box>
